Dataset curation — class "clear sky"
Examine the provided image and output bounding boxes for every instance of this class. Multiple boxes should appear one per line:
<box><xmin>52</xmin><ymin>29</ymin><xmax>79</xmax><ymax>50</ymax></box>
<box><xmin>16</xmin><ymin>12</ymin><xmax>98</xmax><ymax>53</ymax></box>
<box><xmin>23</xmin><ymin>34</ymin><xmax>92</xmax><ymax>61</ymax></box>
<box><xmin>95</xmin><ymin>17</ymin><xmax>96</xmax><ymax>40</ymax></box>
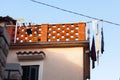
<box><xmin>1</xmin><ymin>0</ymin><xmax>120</xmax><ymax>80</ymax></box>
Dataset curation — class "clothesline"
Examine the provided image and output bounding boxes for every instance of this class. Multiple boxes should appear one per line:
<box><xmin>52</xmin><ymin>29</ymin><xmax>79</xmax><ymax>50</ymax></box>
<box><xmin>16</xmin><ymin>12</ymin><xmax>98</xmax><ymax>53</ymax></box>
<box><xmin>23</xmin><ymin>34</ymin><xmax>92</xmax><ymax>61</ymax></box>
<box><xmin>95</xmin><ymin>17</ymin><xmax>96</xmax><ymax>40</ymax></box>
<box><xmin>30</xmin><ymin>0</ymin><xmax>120</xmax><ymax>26</ymax></box>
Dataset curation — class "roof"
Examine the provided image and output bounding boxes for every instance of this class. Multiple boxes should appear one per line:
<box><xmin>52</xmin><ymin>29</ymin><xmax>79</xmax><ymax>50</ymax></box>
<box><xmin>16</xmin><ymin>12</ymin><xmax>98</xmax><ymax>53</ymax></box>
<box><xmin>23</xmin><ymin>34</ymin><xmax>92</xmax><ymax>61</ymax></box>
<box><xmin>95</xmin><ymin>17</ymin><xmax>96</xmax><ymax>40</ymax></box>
<box><xmin>0</xmin><ymin>16</ymin><xmax>16</xmax><ymax>25</ymax></box>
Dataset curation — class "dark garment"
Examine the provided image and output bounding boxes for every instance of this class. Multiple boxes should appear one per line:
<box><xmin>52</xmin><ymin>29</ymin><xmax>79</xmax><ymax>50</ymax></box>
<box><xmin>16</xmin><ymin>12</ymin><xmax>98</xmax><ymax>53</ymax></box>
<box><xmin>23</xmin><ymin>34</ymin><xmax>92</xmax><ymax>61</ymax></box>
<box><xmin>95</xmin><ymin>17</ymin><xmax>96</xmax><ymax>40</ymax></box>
<box><xmin>90</xmin><ymin>36</ymin><xmax>96</xmax><ymax>69</ymax></box>
<box><xmin>101</xmin><ymin>27</ymin><xmax>104</xmax><ymax>54</ymax></box>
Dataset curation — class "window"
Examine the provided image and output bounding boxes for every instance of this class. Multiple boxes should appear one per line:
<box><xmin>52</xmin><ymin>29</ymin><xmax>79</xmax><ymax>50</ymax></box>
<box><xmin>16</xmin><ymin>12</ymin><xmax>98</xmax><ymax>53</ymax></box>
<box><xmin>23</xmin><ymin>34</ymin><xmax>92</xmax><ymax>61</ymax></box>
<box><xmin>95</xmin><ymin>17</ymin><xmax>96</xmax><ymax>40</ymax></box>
<box><xmin>22</xmin><ymin>65</ymin><xmax>39</xmax><ymax>80</ymax></box>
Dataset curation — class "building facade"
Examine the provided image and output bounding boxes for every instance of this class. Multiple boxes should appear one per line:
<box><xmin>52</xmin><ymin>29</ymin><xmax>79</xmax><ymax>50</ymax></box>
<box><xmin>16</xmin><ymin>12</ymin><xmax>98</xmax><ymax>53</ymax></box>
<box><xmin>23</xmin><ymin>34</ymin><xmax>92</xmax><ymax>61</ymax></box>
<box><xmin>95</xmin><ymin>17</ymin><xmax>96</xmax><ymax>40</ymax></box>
<box><xmin>6</xmin><ymin>22</ymin><xmax>90</xmax><ymax>80</ymax></box>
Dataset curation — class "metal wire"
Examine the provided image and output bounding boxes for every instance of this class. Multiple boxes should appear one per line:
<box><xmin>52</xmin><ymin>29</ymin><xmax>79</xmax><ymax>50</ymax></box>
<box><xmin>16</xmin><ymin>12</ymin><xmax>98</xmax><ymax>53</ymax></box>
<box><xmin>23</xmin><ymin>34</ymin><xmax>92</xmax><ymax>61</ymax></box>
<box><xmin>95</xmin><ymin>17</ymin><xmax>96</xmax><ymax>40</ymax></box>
<box><xmin>30</xmin><ymin>0</ymin><xmax>120</xmax><ymax>26</ymax></box>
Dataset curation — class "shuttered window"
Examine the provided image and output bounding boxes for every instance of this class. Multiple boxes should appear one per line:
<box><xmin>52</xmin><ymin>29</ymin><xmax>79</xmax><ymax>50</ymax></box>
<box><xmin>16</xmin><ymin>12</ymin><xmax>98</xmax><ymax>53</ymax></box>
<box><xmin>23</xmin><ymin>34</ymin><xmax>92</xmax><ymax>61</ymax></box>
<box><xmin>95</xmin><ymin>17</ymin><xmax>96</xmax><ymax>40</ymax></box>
<box><xmin>22</xmin><ymin>65</ymin><xmax>39</xmax><ymax>80</ymax></box>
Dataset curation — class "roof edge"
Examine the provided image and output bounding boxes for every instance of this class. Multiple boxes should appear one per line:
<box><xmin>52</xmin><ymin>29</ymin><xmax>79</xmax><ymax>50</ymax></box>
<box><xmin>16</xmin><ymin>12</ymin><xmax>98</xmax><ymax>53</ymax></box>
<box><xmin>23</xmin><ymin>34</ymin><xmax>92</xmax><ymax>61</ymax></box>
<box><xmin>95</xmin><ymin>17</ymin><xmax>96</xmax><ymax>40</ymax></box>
<box><xmin>9</xmin><ymin>40</ymin><xmax>89</xmax><ymax>49</ymax></box>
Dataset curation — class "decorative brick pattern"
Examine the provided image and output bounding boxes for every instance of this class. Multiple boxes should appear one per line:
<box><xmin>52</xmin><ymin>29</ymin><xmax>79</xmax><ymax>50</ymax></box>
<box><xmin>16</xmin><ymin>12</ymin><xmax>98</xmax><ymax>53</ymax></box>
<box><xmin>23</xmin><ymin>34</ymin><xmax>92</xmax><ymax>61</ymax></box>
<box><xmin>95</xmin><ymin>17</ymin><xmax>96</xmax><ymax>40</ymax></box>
<box><xmin>41</xmin><ymin>24</ymin><xmax>48</xmax><ymax>42</ymax></box>
<box><xmin>16</xmin><ymin>25</ymin><xmax>42</xmax><ymax>43</ymax></box>
<box><xmin>6</xmin><ymin>22</ymin><xmax>86</xmax><ymax>43</ymax></box>
<box><xmin>47</xmin><ymin>23</ymin><xmax>86</xmax><ymax>42</ymax></box>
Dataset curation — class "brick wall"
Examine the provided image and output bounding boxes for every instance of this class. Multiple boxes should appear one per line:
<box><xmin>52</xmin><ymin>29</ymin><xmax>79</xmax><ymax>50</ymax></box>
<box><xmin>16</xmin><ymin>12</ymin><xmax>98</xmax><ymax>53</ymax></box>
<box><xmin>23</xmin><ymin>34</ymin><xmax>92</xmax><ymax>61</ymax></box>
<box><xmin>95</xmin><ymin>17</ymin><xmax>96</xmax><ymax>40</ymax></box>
<box><xmin>6</xmin><ymin>25</ymin><xmax>15</xmax><ymax>43</ymax></box>
<box><xmin>6</xmin><ymin>22</ymin><xmax>86</xmax><ymax>43</ymax></box>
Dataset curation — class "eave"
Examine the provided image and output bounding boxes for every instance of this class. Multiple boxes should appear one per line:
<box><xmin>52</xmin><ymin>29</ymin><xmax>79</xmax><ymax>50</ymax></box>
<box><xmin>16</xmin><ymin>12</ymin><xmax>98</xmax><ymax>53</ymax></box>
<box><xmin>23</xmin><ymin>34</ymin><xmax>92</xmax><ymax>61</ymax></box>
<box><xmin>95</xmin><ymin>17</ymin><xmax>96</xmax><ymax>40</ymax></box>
<box><xmin>9</xmin><ymin>40</ymin><xmax>89</xmax><ymax>49</ymax></box>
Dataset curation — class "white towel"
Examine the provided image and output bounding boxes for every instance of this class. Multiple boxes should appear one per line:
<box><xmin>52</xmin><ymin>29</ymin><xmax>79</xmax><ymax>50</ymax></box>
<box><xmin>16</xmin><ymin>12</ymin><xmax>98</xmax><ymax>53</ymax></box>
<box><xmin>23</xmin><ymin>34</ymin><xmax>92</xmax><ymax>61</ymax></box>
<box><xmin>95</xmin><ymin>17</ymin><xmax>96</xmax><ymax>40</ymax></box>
<box><xmin>95</xmin><ymin>25</ymin><xmax>101</xmax><ymax>65</ymax></box>
<box><xmin>92</xmin><ymin>20</ymin><xmax>99</xmax><ymax>31</ymax></box>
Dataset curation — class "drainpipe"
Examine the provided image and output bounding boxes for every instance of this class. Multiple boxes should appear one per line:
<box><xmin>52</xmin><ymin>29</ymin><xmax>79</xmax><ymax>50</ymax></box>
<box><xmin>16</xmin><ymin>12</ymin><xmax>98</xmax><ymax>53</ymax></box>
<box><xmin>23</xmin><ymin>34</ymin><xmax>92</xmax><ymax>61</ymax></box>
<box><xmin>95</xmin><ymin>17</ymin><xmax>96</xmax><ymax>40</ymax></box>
<box><xmin>14</xmin><ymin>20</ymin><xmax>17</xmax><ymax>43</ymax></box>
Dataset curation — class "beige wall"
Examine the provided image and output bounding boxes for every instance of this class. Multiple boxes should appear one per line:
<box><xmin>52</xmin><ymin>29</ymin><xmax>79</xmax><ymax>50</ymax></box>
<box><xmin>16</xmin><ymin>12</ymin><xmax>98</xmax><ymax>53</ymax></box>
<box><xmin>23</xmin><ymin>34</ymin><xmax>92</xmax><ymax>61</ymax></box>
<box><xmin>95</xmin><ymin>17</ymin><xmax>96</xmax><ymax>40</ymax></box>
<box><xmin>7</xmin><ymin>47</ymin><xmax>84</xmax><ymax>80</ymax></box>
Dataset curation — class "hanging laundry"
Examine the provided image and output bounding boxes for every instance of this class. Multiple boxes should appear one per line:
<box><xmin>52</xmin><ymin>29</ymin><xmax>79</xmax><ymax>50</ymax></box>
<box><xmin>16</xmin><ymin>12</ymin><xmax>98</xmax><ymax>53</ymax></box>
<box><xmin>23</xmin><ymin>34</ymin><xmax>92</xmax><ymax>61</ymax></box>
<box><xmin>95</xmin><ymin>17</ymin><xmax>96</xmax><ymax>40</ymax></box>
<box><xmin>26</xmin><ymin>28</ymin><xmax>32</xmax><ymax>35</ymax></box>
<box><xmin>95</xmin><ymin>24</ymin><xmax>101</xmax><ymax>65</ymax></box>
<box><xmin>90</xmin><ymin>36</ymin><xmax>96</xmax><ymax>69</ymax></box>
<box><xmin>87</xmin><ymin>24</ymin><xmax>90</xmax><ymax>40</ymax></box>
<box><xmin>92</xmin><ymin>20</ymin><xmax>99</xmax><ymax>31</ymax></box>
<box><xmin>101</xmin><ymin>27</ymin><xmax>104</xmax><ymax>54</ymax></box>
<box><xmin>96</xmin><ymin>24</ymin><xmax>100</xmax><ymax>53</ymax></box>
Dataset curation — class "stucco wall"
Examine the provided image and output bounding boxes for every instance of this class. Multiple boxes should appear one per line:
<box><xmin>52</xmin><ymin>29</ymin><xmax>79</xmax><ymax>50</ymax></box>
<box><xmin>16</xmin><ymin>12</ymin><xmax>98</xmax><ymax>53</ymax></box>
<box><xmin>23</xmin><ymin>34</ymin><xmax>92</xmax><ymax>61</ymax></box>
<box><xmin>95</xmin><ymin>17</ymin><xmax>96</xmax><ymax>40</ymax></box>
<box><xmin>7</xmin><ymin>47</ymin><xmax>84</xmax><ymax>80</ymax></box>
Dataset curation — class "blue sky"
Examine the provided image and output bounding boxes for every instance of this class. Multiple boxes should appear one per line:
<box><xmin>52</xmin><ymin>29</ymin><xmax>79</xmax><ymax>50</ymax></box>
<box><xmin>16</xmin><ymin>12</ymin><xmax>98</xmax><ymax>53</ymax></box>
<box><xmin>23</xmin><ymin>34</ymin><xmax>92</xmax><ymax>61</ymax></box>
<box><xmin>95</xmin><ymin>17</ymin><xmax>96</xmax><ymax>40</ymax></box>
<box><xmin>1</xmin><ymin>0</ymin><xmax>120</xmax><ymax>80</ymax></box>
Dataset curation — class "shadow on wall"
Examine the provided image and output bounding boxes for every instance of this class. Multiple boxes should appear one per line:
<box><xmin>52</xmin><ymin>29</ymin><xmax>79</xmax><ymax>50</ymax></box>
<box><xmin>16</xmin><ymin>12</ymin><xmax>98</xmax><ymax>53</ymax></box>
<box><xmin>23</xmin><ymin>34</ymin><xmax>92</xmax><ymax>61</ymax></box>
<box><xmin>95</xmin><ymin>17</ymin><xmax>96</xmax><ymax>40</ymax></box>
<box><xmin>7</xmin><ymin>48</ymin><xmax>84</xmax><ymax>80</ymax></box>
<box><xmin>43</xmin><ymin>48</ymin><xmax>83</xmax><ymax>80</ymax></box>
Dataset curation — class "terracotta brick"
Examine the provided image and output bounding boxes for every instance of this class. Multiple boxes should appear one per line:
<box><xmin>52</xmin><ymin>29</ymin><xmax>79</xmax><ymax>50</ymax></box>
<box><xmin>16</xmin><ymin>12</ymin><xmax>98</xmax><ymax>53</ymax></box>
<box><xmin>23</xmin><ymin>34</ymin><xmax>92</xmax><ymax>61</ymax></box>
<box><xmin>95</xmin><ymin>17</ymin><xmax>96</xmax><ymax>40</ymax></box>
<box><xmin>6</xmin><ymin>26</ymin><xmax>15</xmax><ymax>43</ymax></box>
<box><xmin>41</xmin><ymin>24</ymin><xmax>48</xmax><ymax>42</ymax></box>
<box><xmin>78</xmin><ymin>23</ymin><xmax>86</xmax><ymax>40</ymax></box>
<box><xmin>6</xmin><ymin>22</ymin><xmax>86</xmax><ymax>43</ymax></box>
